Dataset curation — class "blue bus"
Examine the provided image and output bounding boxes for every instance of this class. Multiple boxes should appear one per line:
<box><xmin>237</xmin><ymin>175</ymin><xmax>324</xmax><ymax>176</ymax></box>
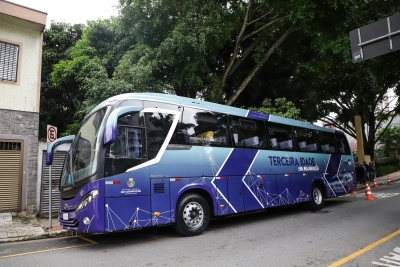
<box><xmin>47</xmin><ymin>93</ymin><xmax>356</xmax><ymax>236</ymax></box>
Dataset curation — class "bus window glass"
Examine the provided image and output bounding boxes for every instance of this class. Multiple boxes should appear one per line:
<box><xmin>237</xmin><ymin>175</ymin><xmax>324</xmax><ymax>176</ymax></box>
<box><xmin>229</xmin><ymin>116</ymin><xmax>267</xmax><ymax>149</ymax></box>
<box><xmin>334</xmin><ymin>134</ymin><xmax>350</xmax><ymax>155</ymax></box>
<box><xmin>145</xmin><ymin>112</ymin><xmax>175</xmax><ymax>159</ymax></box>
<box><xmin>104</xmin><ymin>112</ymin><xmax>146</xmax><ymax>177</ymax></box>
<box><xmin>293</xmin><ymin>127</ymin><xmax>318</xmax><ymax>152</ymax></box>
<box><xmin>117</xmin><ymin>99</ymin><xmax>143</xmax><ymax>108</ymax></box>
<box><xmin>318</xmin><ymin>131</ymin><xmax>337</xmax><ymax>153</ymax></box>
<box><xmin>174</xmin><ymin>108</ymin><xmax>230</xmax><ymax>147</ymax></box>
<box><xmin>266</xmin><ymin>122</ymin><xmax>294</xmax><ymax>151</ymax></box>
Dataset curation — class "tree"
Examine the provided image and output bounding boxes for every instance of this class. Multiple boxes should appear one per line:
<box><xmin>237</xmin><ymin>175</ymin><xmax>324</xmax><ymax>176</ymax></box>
<box><xmin>376</xmin><ymin>127</ymin><xmax>400</xmax><ymax>159</ymax></box>
<box><xmin>250</xmin><ymin>97</ymin><xmax>301</xmax><ymax>119</ymax></box>
<box><xmin>297</xmin><ymin>0</ymin><xmax>400</xmax><ymax>160</ymax></box>
<box><xmin>40</xmin><ymin>22</ymin><xmax>84</xmax><ymax>138</ymax></box>
<box><xmin>50</xmin><ymin>19</ymin><xmax>130</xmax><ymax>134</ymax></box>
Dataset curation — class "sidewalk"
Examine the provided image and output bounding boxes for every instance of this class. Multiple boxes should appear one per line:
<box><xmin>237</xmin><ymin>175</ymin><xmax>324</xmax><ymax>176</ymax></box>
<box><xmin>0</xmin><ymin>214</ymin><xmax>72</xmax><ymax>244</ymax></box>
<box><xmin>355</xmin><ymin>170</ymin><xmax>400</xmax><ymax>191</ymax></box>
<box><xmin>1</xmin><ymin>170</ymin><xmax>400</xmax><ymax>244</ymax></box>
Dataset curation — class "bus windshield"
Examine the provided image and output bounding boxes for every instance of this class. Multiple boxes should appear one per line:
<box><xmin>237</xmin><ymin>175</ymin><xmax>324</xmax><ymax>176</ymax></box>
<box><xmin>60</xmin><ymin>107</ymin><xmax>108</xmax><ymax>187</ymax></box>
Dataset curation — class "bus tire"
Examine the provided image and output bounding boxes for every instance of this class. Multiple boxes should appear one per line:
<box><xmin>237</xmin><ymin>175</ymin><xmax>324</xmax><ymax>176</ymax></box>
<box><xmin>174</xmin><ymin>193</ymin><xmax>210</xmax><ymax>237</ymax></box>
<box><xmin>309</xmin><ymin>184</ymin><xmax>324</xmax><ymax>210</ymax></box>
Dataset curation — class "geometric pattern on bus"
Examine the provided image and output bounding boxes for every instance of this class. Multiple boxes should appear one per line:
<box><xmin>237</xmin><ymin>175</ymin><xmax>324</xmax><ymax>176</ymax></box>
<box><xmin>86</xmin><ymin>155</ymin><xmax>354</xmax><ymax>233</ymax></box>
<box><xmin>186</xmin><ymin>156</ymin><xmax>314</xmax><ymax>215</ymax></box>
<box><xmin>243</xmin><ymin>171</ymin><xmax>311</xmax><ymax>208</ymax></box>
<box><xmin>101</xmin><ymin>204</ymin><xmax>174</xmax><ymax>233</ymax></box>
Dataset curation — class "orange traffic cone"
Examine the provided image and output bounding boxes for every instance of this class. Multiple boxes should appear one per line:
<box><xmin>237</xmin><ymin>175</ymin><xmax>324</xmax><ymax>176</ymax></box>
<box><xmin>350</xmin><ymin>189</ymin><xmax>357</xmax><ymax>195</ymax></box>
<box><xmin>365</xmin><ymin>186</ymin><xmax>375</xmax><ymax>200</ymax></box>
<box><xmin>365</xmin><ymin>183</ymin><xmax>370</xmax><ymax>196</ymax></box>
<box><xmin>373</xmin><ymin>178</ymin><xmax>379</xmax><ymax>188</ymax></box>
<box><xmin>387</xmin><ymin>176</ymin><xmax>393</xmax><ymax>185</ymax></box>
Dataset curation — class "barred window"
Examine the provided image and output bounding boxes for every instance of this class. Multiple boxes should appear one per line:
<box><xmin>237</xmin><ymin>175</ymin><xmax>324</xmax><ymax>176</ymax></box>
<box><xmin>0</xmin><ymin>41</ymin><xmax>19</xmax><ymax>82</ymax></box>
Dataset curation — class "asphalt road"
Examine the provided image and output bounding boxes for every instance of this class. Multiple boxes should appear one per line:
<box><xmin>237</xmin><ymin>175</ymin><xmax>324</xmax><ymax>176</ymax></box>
<box><xmin>1</xmin><ymin>182</ymin><xmax>400</xmax><ymax>267</ymax></box>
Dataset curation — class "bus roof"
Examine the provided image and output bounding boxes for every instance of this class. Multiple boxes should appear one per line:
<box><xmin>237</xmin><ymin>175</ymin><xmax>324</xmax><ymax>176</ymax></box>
<box><xmin>91</xmin><ymin>93</ymin><xmax>334</xmax><ymax>133</ymax></box>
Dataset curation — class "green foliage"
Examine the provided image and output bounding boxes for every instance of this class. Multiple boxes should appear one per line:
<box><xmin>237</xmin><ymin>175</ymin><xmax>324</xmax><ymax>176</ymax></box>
<box><xmin>376</xmin><ymin>164</ymin><xmax>400</xmax><ymax>177</ymax></box>
<box><xmin>376</xmin><ymin>127</ymin><xmax>400</xmax><ymax>159</ymax></box>
<box><xmin>250</xmin><ymin>97</ymin><xmax>302</xmax><ymax>119</ymax></box>
<box><xmin>41</xmin><ymin>0</ymin><xmax>400</xmax><ymax>145</ymax></box>
<box><xmin>40</xmin><ymin>22</ymin><xmax>85</xmax><ymax>139</ymax></box>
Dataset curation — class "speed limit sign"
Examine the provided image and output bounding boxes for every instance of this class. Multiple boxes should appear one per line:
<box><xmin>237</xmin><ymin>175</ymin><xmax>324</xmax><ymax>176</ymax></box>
<box><xmin>47</xmin><ymin>125</ymin><xmax>57</xmax><ymax>145</ymax></box>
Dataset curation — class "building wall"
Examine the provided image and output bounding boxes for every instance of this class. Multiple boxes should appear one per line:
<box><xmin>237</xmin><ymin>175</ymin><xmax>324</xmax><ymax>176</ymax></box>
<box><xmin>0</xmin><ymin>22</ymin><xmax>42</xmax><ymax>112</ymax></box>
<box><xmin>0</xmin><ymin>0</ymin><xmax>46</xmax><ymax>215</ymax></box>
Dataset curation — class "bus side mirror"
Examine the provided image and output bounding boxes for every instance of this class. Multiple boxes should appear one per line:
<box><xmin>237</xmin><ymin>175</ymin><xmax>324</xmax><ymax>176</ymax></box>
<box><xmin>103</xmin><ymin>106</ymin><xmax>142</xmax><ymax>145</ymax></box>
<box><xmin>46</xmin><ymin>135</ymin><xmax>75</xmax><ymax>165</ymax></box>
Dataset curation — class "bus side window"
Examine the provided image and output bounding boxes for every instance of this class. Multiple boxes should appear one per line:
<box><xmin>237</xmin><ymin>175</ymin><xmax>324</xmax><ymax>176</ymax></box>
<box><xmin>293</xmin><ymin>127</ymin><xmax>318</xmax><ymax>152</ymax></box>
<box><xmin>317</xmin><ymin>131</ymin><xmax>337</xmax><ymax>153</ymax></box>
<box><xmin>144</xmin><ymin>112</ymin><xmax>175</xmax><ymax>160</ymax></box>
<box><xmin>266</xmin><ymin>122</ymin><xmax>294</xmax><ymax>151</ymax></box>
<box><xmin>334</xmin><ymin>133</ymin><xmax>351</xmax><ymax>155</ymax></box>
<box><xmin>104</xmin><ymin>112</ymin><xmax>146</xmax><ymax>177</ymax></box>
<box><xmin>229</xmin><ymin>116</ymin><xmax>267</xmax><ymax>149</ymax></box>
<box><xmin>175</xmin><ymin>107</ymin><xmax>231</xmax><ymax>147</ymax></box>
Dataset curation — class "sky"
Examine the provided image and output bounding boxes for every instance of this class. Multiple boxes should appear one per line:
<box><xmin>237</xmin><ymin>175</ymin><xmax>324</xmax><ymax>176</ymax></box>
<box><xmin>9</xmin><ymin>0</ymin><xmax>119</xmax><ymax>26</ymax></box>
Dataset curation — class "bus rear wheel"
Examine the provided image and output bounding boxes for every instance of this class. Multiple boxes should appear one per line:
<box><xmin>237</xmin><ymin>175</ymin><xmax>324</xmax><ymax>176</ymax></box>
<box><xmin>309</xmin><ymin>184</ymin><xmax>325</xmax><ymax>210</ymax></box>
<box><xmin>174</xmin><ymin>193</ymin><xmax>210</xmax><ymax>237</ymax></box>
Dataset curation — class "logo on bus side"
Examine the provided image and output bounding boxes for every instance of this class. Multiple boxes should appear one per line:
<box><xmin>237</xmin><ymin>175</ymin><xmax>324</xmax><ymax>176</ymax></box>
<box><xmin>127</xmin><ymin>178</ymin><xmax>135</xmax><ymax>188</ymax></box>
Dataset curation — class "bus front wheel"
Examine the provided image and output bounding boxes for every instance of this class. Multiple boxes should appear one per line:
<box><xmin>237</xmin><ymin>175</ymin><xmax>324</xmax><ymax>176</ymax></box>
<box><xmin>309</xmin><ymin>184</ymin><xmax>325</xmax><ymax>210</ymax></box>
<box><xmin>174</xmin><ymin>193</ymin><xmax>210</xmax><ymax>237</ymax></box>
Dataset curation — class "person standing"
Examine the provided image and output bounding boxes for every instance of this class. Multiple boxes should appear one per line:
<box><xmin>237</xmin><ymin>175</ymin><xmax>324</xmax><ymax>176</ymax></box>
<box><xmin>369</xmin><ymin>161</ymin><xmax>376</xmax><ymax>182</ymax></box>
<box><xmin>363</xmin><ymin>161</ymin><xmax>369</xmax><ymax>182</ymax></box>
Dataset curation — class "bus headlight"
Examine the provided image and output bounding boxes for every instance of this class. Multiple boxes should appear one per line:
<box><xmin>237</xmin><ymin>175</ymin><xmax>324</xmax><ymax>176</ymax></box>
<box><xmin>76</xmin><ymin>189</ymin><xmax>100</xmax><ymax>212</ymax></box>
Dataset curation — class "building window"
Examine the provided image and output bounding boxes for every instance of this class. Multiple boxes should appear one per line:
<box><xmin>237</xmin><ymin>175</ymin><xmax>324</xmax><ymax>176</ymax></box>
<box><xmin>0</xmin><ymin>41</ymin><xmax>19</xmax><ymax>82</ymax></box>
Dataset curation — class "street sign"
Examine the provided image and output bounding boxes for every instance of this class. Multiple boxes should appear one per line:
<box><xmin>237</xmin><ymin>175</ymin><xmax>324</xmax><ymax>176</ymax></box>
<box><xmin>349</xmin><ymin>12</ymin><xmax>400</xmax><ymax>63</ymax></box>
<box><xmin>47</xmin><ymin>125</ymin><xmax>57</xmax><ymax>145</ymax></box>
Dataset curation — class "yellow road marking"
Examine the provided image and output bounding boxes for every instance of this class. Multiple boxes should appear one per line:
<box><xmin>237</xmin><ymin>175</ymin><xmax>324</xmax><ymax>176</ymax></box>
<box><xmin>0</xmin><ymin>236</ymin><xmax>98</xmax><ymax>259</ymax></box>
<box><xmin>328</xmin><ymin>229</ymin><xmax>400</xmax><ymax>267</ymax></box>
<box><xmin>78</xmin><ymin>235</ymin><xmax>98</xmax><ymax>245</ymax></box>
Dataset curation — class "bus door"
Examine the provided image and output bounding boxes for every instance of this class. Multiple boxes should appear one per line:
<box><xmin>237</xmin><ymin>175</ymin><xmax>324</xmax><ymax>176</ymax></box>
<box><xmin>227</xmin><ymin>176</ymin><xmax>244</xmax><ymax>213</ymax></box>
<box><xmin>151</xmin><ymin>178</ymin><xmax>171</xmax><ymax>225</ymax></box>
<box><xmin>276</xmin><ymin>172</ymin><xmax>293</xmax><ymax>206</ymax></box>
<box><xmin>243</xmin><ymin>173</ymin><xmax>277</xmax><ymax>211</ymax></box>
<box><xmin>213</xmin><ymin>176</ymin><xmax>230</xmax><ymax>216</ymax></box>
<box><xmin>291</xmin><ymin>173</ymin><xmax>312</xmax><ymax>204</ymax></box>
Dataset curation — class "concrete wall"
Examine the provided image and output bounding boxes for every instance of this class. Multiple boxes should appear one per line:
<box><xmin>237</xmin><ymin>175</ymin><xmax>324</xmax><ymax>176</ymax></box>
<box><xmin>0</xmin><ymin>109</ymin><xmax>39</xmax><ymax>214</ymax></box>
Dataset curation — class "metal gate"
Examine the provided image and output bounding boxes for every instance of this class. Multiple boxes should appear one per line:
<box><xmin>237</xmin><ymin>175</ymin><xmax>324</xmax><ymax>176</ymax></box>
<box><xmin>0</xmin><ymin>140</ymin><xmax>23</xmax><ymax>212</ymax></box>
<box><xmin>40</xmin><ymin>150</ymin><xmax>67</xmax><ymax>215</ymax></box>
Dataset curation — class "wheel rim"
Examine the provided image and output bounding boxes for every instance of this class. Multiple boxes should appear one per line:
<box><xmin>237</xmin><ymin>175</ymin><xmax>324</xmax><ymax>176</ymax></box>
<box><xmin>313</xmin><ymin>188</ymin><xmax>322</xmax><ymax>205</ymax></box>
<box><xmin>183</xmin><ymin>201</ymin><xmax>204</xmax><ymax>228</ymax></box>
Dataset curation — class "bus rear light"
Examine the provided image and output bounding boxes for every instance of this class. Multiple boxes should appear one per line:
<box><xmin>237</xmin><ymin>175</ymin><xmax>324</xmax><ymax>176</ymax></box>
<box><xmin>285</xmin><ymin>174</ymin><xmax>291</xmax><ymax>177</ymax></box>
<box><xmin>303</xmin><ymin>173</ymin><xmax>308</xmax><ymax>176</ymax></box>
<box><xmin>170</xmin><ymin>178</ymin><xmax>181</xmax><ymax>181</ymax></box>
<box><xmin>216</xmin><ymin>176</ymin><xmax>225</xmax><ymax>180</ymax></box>
<box><xmin>325</xmin><ymin>172</ymin><xmax>330</xmax><ymax>175</ymax></box>
<box><xmin>257</xmin><ymin>175</ymin><xmax>264</xmax><ymax>178</ymax></box>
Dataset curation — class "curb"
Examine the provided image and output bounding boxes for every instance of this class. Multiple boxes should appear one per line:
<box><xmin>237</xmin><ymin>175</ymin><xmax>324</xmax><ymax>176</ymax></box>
<box><xmin>0</xmin><ymin>230</ymin><xmax>74</xmax><ymax>244</ymax></box>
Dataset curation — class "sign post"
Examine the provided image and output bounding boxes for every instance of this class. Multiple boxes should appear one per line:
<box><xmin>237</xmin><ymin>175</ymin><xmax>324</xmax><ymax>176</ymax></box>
<box><xmin>47</xmin><ymin>125</ymin><xmax>57</xmax><ymax>229</ymax></box>
<box><xmin>350</xmin><ymin>12</ymin><xmax>400</xmax><ymax>63</ymax></box>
